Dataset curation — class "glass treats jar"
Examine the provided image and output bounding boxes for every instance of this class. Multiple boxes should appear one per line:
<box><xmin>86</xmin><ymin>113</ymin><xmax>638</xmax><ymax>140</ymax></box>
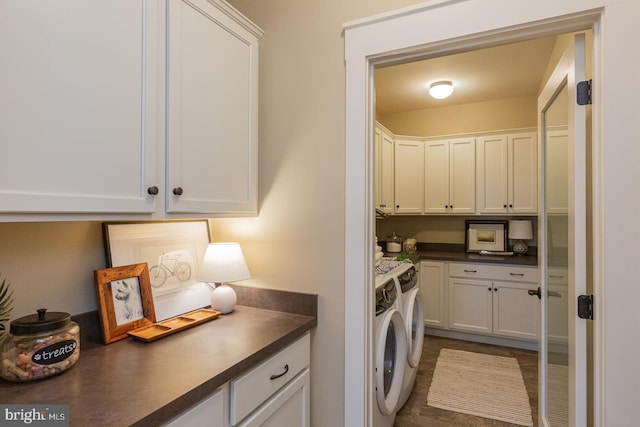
<box><xmin>0</xmin><ymin>308</ymin><xmax>80</xmax><ymax>382</ymax></box>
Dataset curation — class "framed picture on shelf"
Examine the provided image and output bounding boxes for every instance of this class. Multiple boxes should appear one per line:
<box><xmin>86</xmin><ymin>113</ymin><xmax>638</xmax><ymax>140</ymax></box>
<box><xmin>102</xmin><ymin>220</ymin><xmax>211</xmax><ymax>297</ymax></box>
<box><xmin>94</xmin><ymin>263</ymin><xmax>156</xmax><ymax>344</ymax></box>
<box><xmin>465</xmin><ymin>220</ymin><xmax>509</xmax><ymax>252</ymax></box>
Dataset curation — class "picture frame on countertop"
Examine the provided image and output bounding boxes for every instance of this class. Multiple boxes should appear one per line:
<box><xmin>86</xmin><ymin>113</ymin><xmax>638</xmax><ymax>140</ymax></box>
<box><xmin>465</xmin><ymin>220</ymin><xmax>508</xmax><ymax>253</ymax></box>
<box><xmin>94</xmin><ymin>263</ymin><xmax>157</xmax><ymax>344</ymax></box>
<box><xmin>102</xmin><ymin>220</ymin><xmax>211</xmax><ymax>297</ymax></box>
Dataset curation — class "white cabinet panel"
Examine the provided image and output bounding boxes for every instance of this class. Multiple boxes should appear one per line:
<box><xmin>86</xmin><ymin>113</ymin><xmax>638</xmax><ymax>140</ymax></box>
<box><xmin>163</xmin><ymin>386</ymin><xmax>225</xmax><ymax>427</ymax></box>
<box><xmin>419</xmin><ymin>261</ymin><xmax>447</xmax><ymax>328</ymax></box>
<box><xmin>424</xmin><ymin>138</ymin><xmax>475</xmax><ymax>214</ymax></box>
<box><xmin>0</xmin><ymin>0</ymin><xmax>160</xmax><ymax>214</ymax></box>
<box><xmin>374</xmin><ymin>124</ymin><xmax>394</xmax><ymax>213</ymax></box>
<box><xmin>448</xmin><ymin>263</ymin><xmax>539</xmax><ymax>341</ymax></box>
<box><xmin>394</xmin><ymin>139</ymin><xmax>423</xmax><ymax>214</ymax></box>
<box><xmin>448</xmin><ymin>278</ymin><xmax>493</xmax><ymax>334</ymax></box>
<box><xmin>166</xmin><ymin>0</ymin><xmax>259</xmax><ymax>214</ymax></box>
<box><xmin>238</xmin><ymin>369</ymin><xmax>310</xmax><ymax>427</ymax></box>
<box><xmin>476</xmin><ymin>131</ymin><xmax>537</xmax><ymax>214</ymax></box>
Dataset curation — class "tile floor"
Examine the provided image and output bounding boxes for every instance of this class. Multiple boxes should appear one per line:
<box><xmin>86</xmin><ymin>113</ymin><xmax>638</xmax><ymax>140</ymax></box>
<box><xmin>394</xmin><ymin>335</ymin><xmax>539</xmax><ymax>427</ymax></box>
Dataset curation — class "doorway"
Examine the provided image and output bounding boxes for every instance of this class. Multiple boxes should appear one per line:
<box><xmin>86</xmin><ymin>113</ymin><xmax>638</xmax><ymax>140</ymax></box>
<box><xmin>344</xmin><ymin>6</ymin><xmax>602</xmax><ymax>427</ymax></box>
<box><xmin>373</xmin><ymin>29</ymin><xmax>589</xmax><ymax>427</ymax></box>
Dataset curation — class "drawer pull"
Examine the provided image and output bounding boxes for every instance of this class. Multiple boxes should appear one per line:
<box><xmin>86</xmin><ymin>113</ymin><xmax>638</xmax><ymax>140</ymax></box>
<box><xmin>549</xmin><ymin>275</ymin><xmax>564</xmax><ymax>279</ymax></box>
<box><xmin>270</xmin><ymin>364</ymin><xmax>289</xmax><ymax>380</ymax></box>
<box><xmin>510</xmin><ymin>273</ymin><xmax>524</xmax><ymax>277</ymax></box>
<box><xmin>464</xmin><ymin>269</ymin><xmax>477</xmax><ymax>273</ymax></box>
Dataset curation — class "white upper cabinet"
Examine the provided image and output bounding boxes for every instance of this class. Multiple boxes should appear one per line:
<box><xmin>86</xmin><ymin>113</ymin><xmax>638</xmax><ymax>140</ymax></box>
<box><xmin>393</xmin><ymin>138</ymin><xmax>423</xmax><ymax>214</ymax></box>
<box><xmin>374</xmin><ymin>123</ymin><xmax>394</xmax><ymax>214</ymax></box>
<box><xmin>0</xmin><ymin>0</ymin><xmax>262</xmax><ymax>221</ymax></box>
<box><xmin>0</xmin><ymin>1</ymin><xmax>161</xmax><ymax>216</ymax></box>
<box><xmin>166</xmin><ymin>0</ymin><xmax>260</xmax><ymax>215</ymax></box>
<box><xmin>476</xmin><ymin>131</ymin><xmax>537</xmax><ymax>214</ymax></box>
<box><xmin>424</xmin><ymin>138</ymin><xmax>475</xmax><ymax>214</ymax></box>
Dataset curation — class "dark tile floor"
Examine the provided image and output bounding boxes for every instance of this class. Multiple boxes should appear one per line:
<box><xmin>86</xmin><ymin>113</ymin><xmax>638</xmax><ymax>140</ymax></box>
<box><xmin>394</xmin><ymin>335</ymin><xmax>539</xmax><ymax>427</ymax></box>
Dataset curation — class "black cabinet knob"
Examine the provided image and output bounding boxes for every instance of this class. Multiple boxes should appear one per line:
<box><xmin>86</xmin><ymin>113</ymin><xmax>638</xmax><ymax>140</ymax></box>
<box><xmin>147</xmin><ymin>186</ymin><xmax>159</xmax><ymax>196</ymax></box>
<box><xmin>173</xmin><ymin>187</ymin><xmax>184</xmax><ymax>196</ymax></box>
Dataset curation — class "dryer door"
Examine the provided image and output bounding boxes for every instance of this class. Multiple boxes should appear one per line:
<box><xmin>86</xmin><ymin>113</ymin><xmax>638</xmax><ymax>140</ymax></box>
<box><xmin>404</xmin><ymin>288</ymin><xmax>424</xmax><ymax>368</ymax></box>
<box><xmin>375</xmin><ymin>309</ymin><xmax>408</xmax><ymax>415</ymax></box>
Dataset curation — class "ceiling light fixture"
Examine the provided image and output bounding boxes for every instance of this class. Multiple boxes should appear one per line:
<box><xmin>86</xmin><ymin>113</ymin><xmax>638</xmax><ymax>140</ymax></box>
<box><xmin>429</xmin><ymin>80</ymin><xmax>454</xmax><ymax>99</ymax></box>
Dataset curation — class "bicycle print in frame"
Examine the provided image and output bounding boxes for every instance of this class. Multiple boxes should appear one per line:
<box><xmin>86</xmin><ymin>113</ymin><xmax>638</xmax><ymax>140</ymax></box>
<box><xmin>103</xmin><ymin>220</ymin><xmax>210</xmax><ymax>297</ymax></box>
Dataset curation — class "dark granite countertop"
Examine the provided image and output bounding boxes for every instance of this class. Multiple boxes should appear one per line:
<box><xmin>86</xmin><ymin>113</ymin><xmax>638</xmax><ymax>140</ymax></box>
<box><xmin>382</xmin><ymin>242</ymin><xmax>538</xmax><ymax>267</ymax></box>
<box><xmin>0</xmin><ymin>287</ymin><xmax>317</xmax><ymax>427</ymax></box>
<box><xmin>415</xmin><ymin>250</ymin><xmax>538</xmax><ymax>266</ymax></box>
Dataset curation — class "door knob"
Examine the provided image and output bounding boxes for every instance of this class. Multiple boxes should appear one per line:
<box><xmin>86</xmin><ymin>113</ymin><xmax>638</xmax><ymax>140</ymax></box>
<box><xmin>528</xmin><ymin>287</ymin><xmax>542</xmax><ymax>299</ymax></box>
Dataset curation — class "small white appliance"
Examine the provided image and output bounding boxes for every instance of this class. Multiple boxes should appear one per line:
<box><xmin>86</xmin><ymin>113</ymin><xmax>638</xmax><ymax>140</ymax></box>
<box><xmin>373</xmin><ymin>272</ymin><xmax>408</xmax><ymax>427</ymax></box>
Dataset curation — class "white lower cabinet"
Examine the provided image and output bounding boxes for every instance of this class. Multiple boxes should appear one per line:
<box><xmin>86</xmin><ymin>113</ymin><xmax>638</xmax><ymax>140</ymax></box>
<box><xmin>162</xmin><ymin>386</ymin><xmax>225</xmax><ymax>426</ymax></box>
<box><xmin>230</xmin><ymin>333</ymin><xmax>310</xmax><ymax>427</ymax></box>
<box><xmin>448</xmin><ymin>263</ymin><xmax>539</xmax><ymax>341</ymax></box>
<box><xmin>161</xmin><ymin>332</ymin><xmax>310</xmax><ymax>427</ymax></box>
<box><xmin>238</xmin><ymin>369</ymin><xmax>310</xmax><ymax>427</ymax></box>
<box><xmin>419</xmin><ymin>261</ymin><xmax>448</xmax><ymax>328</ymax></box>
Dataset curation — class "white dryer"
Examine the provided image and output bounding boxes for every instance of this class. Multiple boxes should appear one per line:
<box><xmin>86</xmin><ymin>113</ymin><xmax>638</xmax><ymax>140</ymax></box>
<box><xmin>391</xmin><ymin>263</ymin><xmax>425</xmax><ymax>409</ymax></box>
<box><xmin>373</xmin><ymin>277</ymin><xmax>408</xmax><ymax>427</ymax></box>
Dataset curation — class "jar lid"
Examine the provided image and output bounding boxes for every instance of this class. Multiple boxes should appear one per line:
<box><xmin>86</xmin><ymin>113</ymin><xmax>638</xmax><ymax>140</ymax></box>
<box><xmin>10</xmin><ymin>308</ymin><xmax>71</xmax><ymax>335</ymax></box>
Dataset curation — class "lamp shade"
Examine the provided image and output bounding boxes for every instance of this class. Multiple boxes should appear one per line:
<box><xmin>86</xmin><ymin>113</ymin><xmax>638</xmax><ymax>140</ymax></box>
<box><xmin>198</xmin><ymin>242</ymin><xmax>251</xmax><ymax>284</ymax></box>
<box><xmin>508</xmin><ymin>220</ymin><xmax>533</xmax><ymax>240</ymax></box>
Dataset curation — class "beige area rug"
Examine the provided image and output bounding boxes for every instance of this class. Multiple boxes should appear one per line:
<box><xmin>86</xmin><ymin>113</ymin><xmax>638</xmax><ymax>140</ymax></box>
<box><xmin>427</xmin><ymin>348</ymin><xmax>533</xmax><ymax>426</ymax></box>
<box><xmin>547</xmin><ymin>364</ymin><xmax>568</xmax><ymax>427</ymax></box>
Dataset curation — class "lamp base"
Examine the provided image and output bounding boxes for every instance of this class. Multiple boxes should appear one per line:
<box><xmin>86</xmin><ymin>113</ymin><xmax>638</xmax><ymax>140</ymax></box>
<box><xmin>210</xmin><ymin>284</ymin><xmax>237</xmax><ymax>314</ymax></box>
<box><xmin>512</xmin><ymin>240</ymin><xmax>529</xmax><ymax>255</ymax></box>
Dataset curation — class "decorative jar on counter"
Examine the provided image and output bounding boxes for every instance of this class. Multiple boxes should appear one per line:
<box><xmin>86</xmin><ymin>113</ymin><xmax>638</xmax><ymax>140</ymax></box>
<box><xmin>387</xmin><ymin>232</ymin><xmax>402</xmax><ymax>253</ymax></box>
<box><xmin>0</xmin><ymin>308</ymin><xmax>80</xmax><ymax>382</ymax></box>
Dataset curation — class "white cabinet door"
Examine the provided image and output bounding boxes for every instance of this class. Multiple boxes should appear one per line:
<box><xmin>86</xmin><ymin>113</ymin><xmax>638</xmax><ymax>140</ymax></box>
<box><xmin>448</xmin><ymin>277</ymin><xmax>492</xmax><ymax>334</ymax></box>
<box><xmin>239</xmin><ymin>369</ymin><xmax>310</xmax><ymax>427</ymax></box>
<box><xmin>166</xmin><ymin>0</ymin><xmax>260</xmax><ymax>215</ymax></box>
<box><xmin>476</xmin><ymin>132</ymin><xmax>537</xmax><ymax>214</ymax></box>
<box><xmin>492</xmin><ymin>281</ymin><xmax>538</xmax><ymax>340</ymax></box>
<box><xmin>163</xmin><ymin>386</ymin><xmax>225</xmax><ymax>427</ymax></box>
<box><xmin>508</xmin><ymin>132</ymin><xmax>537</xmax><ymax>214</ymax></box>
<box><xmin>419</xmin><ymin>261</ymin><xmax>447</xmax><ymax>328</ymax></box>
<box><xmin>476</xmin><ymin>135</ymin><xmax>509</xmax><ymax>214</ymax></box>
<box><xmin>0</xmin><ymin>1</ymin><xmax>160</xmax><ymax>214</ymax></box>
<box><xmin>424</xmin><ymin>138</ymin><xmax>475</xmax><ymax>214</ymax></box>
<box><xmin>374</xmin><ymin>124</ymin><xmax>394</xmax><ymax>214</ymax></box>
<box><xmin>423</xmin><ymin>140</ymin><xmax>449</xmax><ymax>214</ymax></box>
<box><xmin>394</xmin><ymin>139</ymin><xmax>423</xmax><ymax>214</ymax></box>
<box><xmin>449</xmin><ymin>138</ymin><xmax>476</xmax><ymax>214</ymax></box>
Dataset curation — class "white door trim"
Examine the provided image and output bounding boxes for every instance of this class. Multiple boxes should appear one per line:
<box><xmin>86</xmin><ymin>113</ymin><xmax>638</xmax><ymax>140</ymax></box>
<box><xmin>344</xmin><ymin>2</ymin><xmax>606</xmax><ymax>426</ymax></box>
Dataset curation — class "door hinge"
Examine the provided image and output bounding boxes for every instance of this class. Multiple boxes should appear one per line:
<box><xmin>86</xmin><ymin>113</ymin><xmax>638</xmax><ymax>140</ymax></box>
<box><xmin>577</xmin><ymin>79</ymin><xmax>592</xmax><ymax>105</ymax></box>
<box><xmin>577</xmin><ymin>294</ymin><xmax>594</xmax><ymax>320</ymax></box>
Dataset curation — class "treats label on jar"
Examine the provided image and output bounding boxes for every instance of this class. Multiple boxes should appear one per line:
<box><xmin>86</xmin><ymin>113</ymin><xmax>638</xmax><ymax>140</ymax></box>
<box><xmin>32</xmin><ymin>340</ymin><xmax>77</xmax><ymax>365</ymax></box>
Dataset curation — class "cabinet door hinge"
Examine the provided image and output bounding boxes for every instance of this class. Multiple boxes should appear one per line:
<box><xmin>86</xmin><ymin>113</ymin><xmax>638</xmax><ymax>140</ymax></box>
<box><xmin>577</xmin><ymin>294</ymin><xmax>594</xmax><ymax>320</ymax></box>
<box><xmin>577</xmin><ymin>79</ymin><xmax>592</xmax><ymax>105</ymax></box>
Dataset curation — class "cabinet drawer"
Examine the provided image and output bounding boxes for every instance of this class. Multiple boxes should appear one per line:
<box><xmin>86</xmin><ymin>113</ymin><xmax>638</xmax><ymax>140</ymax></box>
<box><xmin>547</xmin><ymin>267</ymin><xmax>568</xmax><ymax>285</ymax></box>
<box><xmin>449</xmin><ymin>262</ymin><xmax>538</xmax><ymax>282</ymax></box>
<box><xmin>230</xmin><ymin>333</ymin><xmax>310</xmax><ymax>425</ymax></box>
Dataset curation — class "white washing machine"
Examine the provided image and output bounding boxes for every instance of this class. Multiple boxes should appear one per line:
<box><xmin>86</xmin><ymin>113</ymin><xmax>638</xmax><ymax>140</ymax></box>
<box><xmin>373</xmin><ymin>276</ymin><xmax>408</xmax><ymax>427</ymax></box>
<box><xmin>391</xmin><ymin>262</ymin><xmax>425</xmax><ymax>409</ymax></box>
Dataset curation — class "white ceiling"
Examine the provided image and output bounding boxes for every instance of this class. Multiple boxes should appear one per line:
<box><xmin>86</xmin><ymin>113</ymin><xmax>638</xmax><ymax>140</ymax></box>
<box><xmin>374</xmin><ymin>36</ymin><xmax>558</xmax><ymax>115</ymax></box>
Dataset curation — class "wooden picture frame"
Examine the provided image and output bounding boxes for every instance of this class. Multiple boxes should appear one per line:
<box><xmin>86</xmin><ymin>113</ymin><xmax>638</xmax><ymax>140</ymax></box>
<box><xmin>94</xmin><ymin>263</ymin><xmax>157</xmax><ymax>344</ymax></box>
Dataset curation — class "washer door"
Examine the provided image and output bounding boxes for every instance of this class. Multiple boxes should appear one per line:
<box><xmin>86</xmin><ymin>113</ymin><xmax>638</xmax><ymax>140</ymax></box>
<box><xmin>375</xmin><ymin>308</ymin><xmax>408</xmax><ymax>415</ymax></box>
<box><xmin>403</xmin><ymin>288</ymin><xmax>424</xmax><ymax>368</ymax></box>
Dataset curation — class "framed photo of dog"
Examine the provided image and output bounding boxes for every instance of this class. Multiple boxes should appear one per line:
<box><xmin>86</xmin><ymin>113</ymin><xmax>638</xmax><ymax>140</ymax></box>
<box><xmin>94</xmin><ymin>263</ymin><xmax>157</xmax><ymax>344</ymax></box>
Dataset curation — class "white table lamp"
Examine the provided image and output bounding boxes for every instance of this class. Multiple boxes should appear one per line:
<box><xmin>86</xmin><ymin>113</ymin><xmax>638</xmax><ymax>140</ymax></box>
<box><xmin>198</xmin><ymin>242</ymin><xmax>251</xmax><ymax>314</ymax></box>
<box><xmin>508</xmin><ymin>220</ymin><xmax>533</xmax><ymax>255</ymax></box>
